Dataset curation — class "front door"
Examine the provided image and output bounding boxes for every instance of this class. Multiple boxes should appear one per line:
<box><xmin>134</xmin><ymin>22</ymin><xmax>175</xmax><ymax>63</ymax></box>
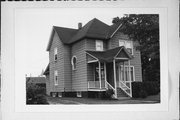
<box><xmin>118</xmin><ymin>64</ymin><xmax>129</xmax><ymax>87</ymax></box>
<box><xmin>118</xmin><ymin>65</ymin><xmax>123</xmax><ymax>87</ymax></box>
<box><xmin>118</xmin><ymin>64</ymin><xmax>134</xmax><ymax>87</ymax></box>
<box><xmin>94</xmin><ymin>63</ymin><xmax>105</xmax><ymax>88</ymax></box>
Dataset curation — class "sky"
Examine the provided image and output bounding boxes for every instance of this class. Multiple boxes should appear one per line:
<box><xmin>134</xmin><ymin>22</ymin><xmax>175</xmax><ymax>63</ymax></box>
<box><xmin>15</xmin><ymin>8</ymin><xmax>124</xmax><ymax>77</ymax></box>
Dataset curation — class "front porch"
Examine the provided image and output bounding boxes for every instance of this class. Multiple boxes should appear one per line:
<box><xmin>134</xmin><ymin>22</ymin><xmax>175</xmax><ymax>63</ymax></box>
<box><xmin>86</xmin><ymin>47</ymin><xmax>134</xmax><ymax>98</ymax></box>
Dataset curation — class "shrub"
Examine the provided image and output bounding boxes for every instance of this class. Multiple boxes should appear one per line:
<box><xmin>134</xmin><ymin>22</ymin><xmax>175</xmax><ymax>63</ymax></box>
<box><xmin>36</xmin><ymin>94</ymin><xmax>49</xmax><ymax>104</ymax></box>
<box><xmin>104</xmin><ymin>89</ymin><xmax>114</xmax><ymax>99</ymax></box>
<box><xmin>132</xmin><ymin>81</ymin><xmax>160</xmax><ymax>98</ymax></box>
<box><xmin>132</xmin><ymin>82</ymin><xmax>143</xmax><ymax>98</ymax></box>
<box><xmin>139</xmin><ymin>89</ymin><xmax>148</xmax><ymax>98</ymax></box>
<box><xmin>143</xmin><ymin>81</ymin><xmax>160</xmax><ymax>95</ymax></box>
<box><xmin>26</xmin><ymin>83</ymin><xmax>48</xmax><ymax>104</ymax></box>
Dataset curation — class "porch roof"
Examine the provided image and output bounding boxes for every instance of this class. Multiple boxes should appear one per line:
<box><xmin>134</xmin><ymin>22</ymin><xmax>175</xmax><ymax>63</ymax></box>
<box><xmin>43</xmin><ymin>64</ymin><xmax>49</xmax><ymax>75</ymax></box>
<box><xmin>86</xmin><ymin>46</ymin><xmax>133</xmax><ymax>62</ymax></box>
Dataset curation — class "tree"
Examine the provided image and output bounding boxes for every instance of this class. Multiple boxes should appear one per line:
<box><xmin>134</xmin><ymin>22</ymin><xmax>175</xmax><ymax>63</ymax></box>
<box><xmin>112</xmin><ymin>14</ymin><xmax>160</xmax><ymax>82</ymax></box>
<box><xmin>26</xmin><ymin>83</ymin><xmax>48</xmax><ymax>104</ymax></box>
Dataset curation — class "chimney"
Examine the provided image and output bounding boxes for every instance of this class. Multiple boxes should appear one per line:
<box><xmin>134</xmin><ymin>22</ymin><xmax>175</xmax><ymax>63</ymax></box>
<box><xmin>78</xmin><ymin>23</ymin><xmax>82</xmax><ymax>29</ymax></box>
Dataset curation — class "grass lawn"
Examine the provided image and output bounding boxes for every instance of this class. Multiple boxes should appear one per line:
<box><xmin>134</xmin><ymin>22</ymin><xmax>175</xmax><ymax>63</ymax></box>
<box><xmin>46</xmin><ymin>94</ymin><xmax>160</xmax><ymax>105</ymax></box>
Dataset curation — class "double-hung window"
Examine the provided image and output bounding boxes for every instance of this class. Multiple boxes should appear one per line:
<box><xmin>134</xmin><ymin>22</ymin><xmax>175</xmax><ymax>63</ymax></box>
<box><xmin>54</xmin><ymin>47</ymin><xmax>57</xmax><ymax>61</ymax></box>
<box><xmin>96</xmin><ymin>40</ymin><xmax>103</xmax><ymax>51</ymax></box>
<box><xmin>54</xmin><ymin>70</ymin><xmax>58</xmax><ymax>85</ymax></box>
<box><xmin>119</xmin><ymin>40</ymin><xmax>133</xmax><ymax>55</ymax></box>
<box><xmin>120</xmin><ymin>66</ymin><xmax>135</xmax><ymax>82</ymax></box>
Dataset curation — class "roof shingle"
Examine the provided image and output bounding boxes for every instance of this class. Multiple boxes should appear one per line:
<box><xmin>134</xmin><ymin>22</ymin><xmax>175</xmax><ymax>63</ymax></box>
<box><xmin>47</xmin><ymin>18</ymin><xmax>122</xmax><ymax>51</ymax></box>
<box><xmin>86</xmin><ymin>46</ymin><xmax>132</xmax><ymax>62</ymax></box>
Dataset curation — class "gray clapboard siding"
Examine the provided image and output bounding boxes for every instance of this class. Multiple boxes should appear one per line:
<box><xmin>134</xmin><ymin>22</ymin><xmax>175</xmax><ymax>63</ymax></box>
<box><xmin>108</xmin><ymin>32</ymin><xmax>142</xmax><ymax>82</ymax></box>
<box><xmin>63</xmin><ymin>44</ymin><xmax>72</xmax><ymax>91</ymax></box>
<box><xmin>49</xmin><ymin>31</ymin><xmax>65</xmax><ymax>92</ymax></box>
<box><xmin>71</xmin><ymin>40</ymin><xmax>88</xmax><ymax>91</ymax></box>
<box><xmin>46</xmin><ymin>74</ymin><xmax>50</xmax><ymax>95</ymax></box>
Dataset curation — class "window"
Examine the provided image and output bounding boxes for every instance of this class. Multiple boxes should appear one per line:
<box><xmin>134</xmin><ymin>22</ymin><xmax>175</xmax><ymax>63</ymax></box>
<box><xmin>71</xmin><ymin>56</ymin><xmax>77</xmax><ymax>70</ymax></box>
<box><xmin>94</xmin><ymin>63</ymin><xmax>105</xmax><ymax>81</ymax></box>
<box><xmin>120</xmin><ymin>66</ymin><xmax>135</xmax><ymax>82</ymax></box>
<box><xmin>77</xmin><ymin>92</ymin><xmax>82</xmax><ymax>97</ymax></box>
<box><xmin>119</xmin><ymin>41</ymin><xmax>125</xmax><ymax>47</ymax></box>
<box><xmin>96</xmin><ymin>40</ymin><xmax>103</xmax><ymax>51</ymax></box>
<box><xmin>54</xmin><ymin>70</ymin><xmax>58</xmax><ymax>85</ymax></box>
<box><xmin>119</xmin><ymin>40</ymin><xmax>133</xmax><ymax>54</ymax></box>
<box><xmin>54</xmin><ymin>47</ymin><xmax>57</xmax><ymax>61</ymax></box>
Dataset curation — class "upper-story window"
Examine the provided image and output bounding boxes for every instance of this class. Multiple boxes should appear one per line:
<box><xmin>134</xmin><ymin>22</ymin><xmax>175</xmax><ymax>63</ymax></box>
<box><xmin>119</xmin><ymin>40</ymin><xmax>133</xmax><ymax>55</ymax></box>
<box><xmin>54</xmin><ymin>70</ymin><xmax>58</xmax><ymax>86</ymax></box>
<box><xmin>54</xmin><ymin>47</ymin><xmax>57</xmax><ymax>61</ymax></box>
<box><xmin>71</xmin><ymin>56</ymin><xmax>77</xmax><ymax>70</ymax></box>
<box><xmin>96</xmin><ymin>40</ymin><xmax>103</xmax><ymax>51</ymax></box>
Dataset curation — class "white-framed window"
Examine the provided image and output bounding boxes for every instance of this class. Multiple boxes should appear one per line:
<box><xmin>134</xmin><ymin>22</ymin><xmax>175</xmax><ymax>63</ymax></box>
<box><xmin>54</xmin><ymin>47</ymin><xmax>58</xmax><ymax>61</ymax></box>
<box><xmin>96</xmin><ymin>40</ymin><xmax>103</xmax><ymax>51</ymax></box>
<box><xmin>71</xmin><ymin>56</ymin><xmax>77</xmax><ymax>70</ymax></box>
<box><xmin>119</xmin><ymin>40</ymin><xmax>133</xmax><ymax>55</ymax></box>
<box><xmin>119</xmin><ymin>41</ymin><xmax>125</xmax><ymax>47</ymax></box>
<box><xmin>54</xmin><ymin>70</ymin><xmax>58</xmax><ymax>85</ymax></box>
<box><xmin>77</xmin><ymin>91</ymin><xmax>82</xmax><ymax>97</ymax></box>
<box><xmin>120</xmin><ymin>65</ymin><xmax>135</xmax><ymax>82</ymax></box>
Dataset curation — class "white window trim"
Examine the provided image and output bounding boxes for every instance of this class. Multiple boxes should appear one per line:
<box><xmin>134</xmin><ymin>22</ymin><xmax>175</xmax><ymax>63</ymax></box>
<box><xmin>77</xmin><ymin>91</ymin><xmax>82</xmax><ymax>97</ymax></box>
<box><xmin>71</xmin><ymin>56</ymin><xmax>77</xmax><ymax>70</ymax></box>
<box><xmin>54</xmin><ymin>70</ymin><xmax>58</xmax><ymax>86</ymax></box>
<box><xmin>120</xmin><ymin>65</ymin><xmax>135</xmax><ymax>82</ymax></box>
<box><xmin>119</xmin><ymin>40</ymin><xmax>133</xmax><ymax>55</ymax></box>
<box><xmin>95</xmin><ymin>40</ymin><xmax>103</xmax><ymax>51</ymax></box>
<box><xmin>54</xmin><ymin>47</ymin><xmax>58</xmax><ymax>61</ymax></box>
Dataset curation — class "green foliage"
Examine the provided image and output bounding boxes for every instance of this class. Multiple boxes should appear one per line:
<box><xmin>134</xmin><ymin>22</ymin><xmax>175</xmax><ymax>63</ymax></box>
<box><xmin>26</xmin><ymin>83</ymin><xmax>48</xmax><ymax>104</ymax></box>
<box><xmin>112</xmin><ymin>15</ymin><xmax>160</xmax><ymax>82</ymax></box>
<box><xmin>132</xmin><ymin>81</ymin><xmax>160</xmax><ymax>98</ymax></box>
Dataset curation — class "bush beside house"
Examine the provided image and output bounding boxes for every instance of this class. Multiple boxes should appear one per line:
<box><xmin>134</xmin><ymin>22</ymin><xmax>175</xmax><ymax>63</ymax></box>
<box><xmin>26</xmin><ymin>83</ymin><xmax>48</xmax><ymax>104</ymax></box>
<box><xmin>104</xmin><ymin>89</ymin><xmax>115</xmax><ymax>99</ymax></box>
<box><xmin>132</xmin><ymin>81</ymin><xmax>160</xmax><ymax>98</ymax></box>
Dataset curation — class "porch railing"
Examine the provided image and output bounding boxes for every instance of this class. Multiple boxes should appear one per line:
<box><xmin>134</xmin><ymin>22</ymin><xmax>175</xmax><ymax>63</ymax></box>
<box><xmin>119</xmin><ymin>81</ymin><xmax>132</xmax><ymax>97</ymax></box>
<box><xmin>105</xmin><ymin>81</ymin><xmax>115</xmax><ymax>91</ymax></box>
<box><xmin>88</xmin><ymin>81</ymin><xmax>105</xmax><ymax>88</ymax></box>
<box><xmin>105</xmin><ymin>81</ymin><xmax>117</xmax><ymax>98</ymax></box>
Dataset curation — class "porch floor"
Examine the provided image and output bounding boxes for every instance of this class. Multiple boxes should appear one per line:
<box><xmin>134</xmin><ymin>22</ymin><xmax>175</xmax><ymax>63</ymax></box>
<box><xmin>88</xmin><ymin>88</ymin><xmax>106</xmax><ymax>91</ymax></box>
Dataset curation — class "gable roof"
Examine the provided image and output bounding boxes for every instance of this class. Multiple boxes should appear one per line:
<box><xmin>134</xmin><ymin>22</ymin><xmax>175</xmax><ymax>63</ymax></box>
<box><xmin>69</xmin><ymin>18</ymin><xmax>110</xmax><ymax>43</ymax></box>
<box><xmin>86</xmin><ymin>46</ymin><xmax>133</xmax><ymax>62</ymax></box>
<box><xmin>47</xmin><ymin>18</ymin><xmax>123</xmax><ymax>51</ymax></box>
<box><xmin>43</xmin><ymin>64</ymin><xmax>49</xmax><ymax>75</ymax></box>
<box><xmin>26</xmin><ymin>77</ymin><xmax>46</xmax><ymax>84</ymax></box>
<box><xmin>53</xmin><ymin>26</ymin><xmax>78</xmax><ymax>44</ymax></box>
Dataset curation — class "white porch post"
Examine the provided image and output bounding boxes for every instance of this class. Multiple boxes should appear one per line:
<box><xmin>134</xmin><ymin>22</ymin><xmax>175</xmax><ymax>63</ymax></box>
<box><xmin>104</xmin><ymin>62</ymin><xmax>107</xmax><ymax>89</ymax></box>
<box><xmin>128</xmin><ymin>60</ymin><xmax>132</xmax><ymax>96</ymax></box>
<box><xmin>98</xmin><ymin>61</ymin><xmax>101</xmax><ymax>89</ymax></box>
<box><xmin>123</xmin><ymin>61</ymin><xmax>125</xmax><ymax>82</ymax></box>
<box><xmin>128</xmin><ymin>60</ymin><xmax>131</xmax><ymax>82</ymax></box>
<box><xmin>113</xmin><ymin>59</ymin><xmax>117</xmax><ymax>98</ymax></box>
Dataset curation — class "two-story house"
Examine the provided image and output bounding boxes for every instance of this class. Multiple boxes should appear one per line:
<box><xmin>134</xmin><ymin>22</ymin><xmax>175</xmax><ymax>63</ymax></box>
<box><xmin>43</xmin><ymin>18</ymin><xmax>142</xmax><ymax>98</ymax></box>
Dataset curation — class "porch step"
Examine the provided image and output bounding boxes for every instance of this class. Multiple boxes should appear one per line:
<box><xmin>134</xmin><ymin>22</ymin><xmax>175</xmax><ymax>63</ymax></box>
<box><xmin>117</xmin><ymin>87</ymin><xmax>129</xmax><ymax>98</ymax></box>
